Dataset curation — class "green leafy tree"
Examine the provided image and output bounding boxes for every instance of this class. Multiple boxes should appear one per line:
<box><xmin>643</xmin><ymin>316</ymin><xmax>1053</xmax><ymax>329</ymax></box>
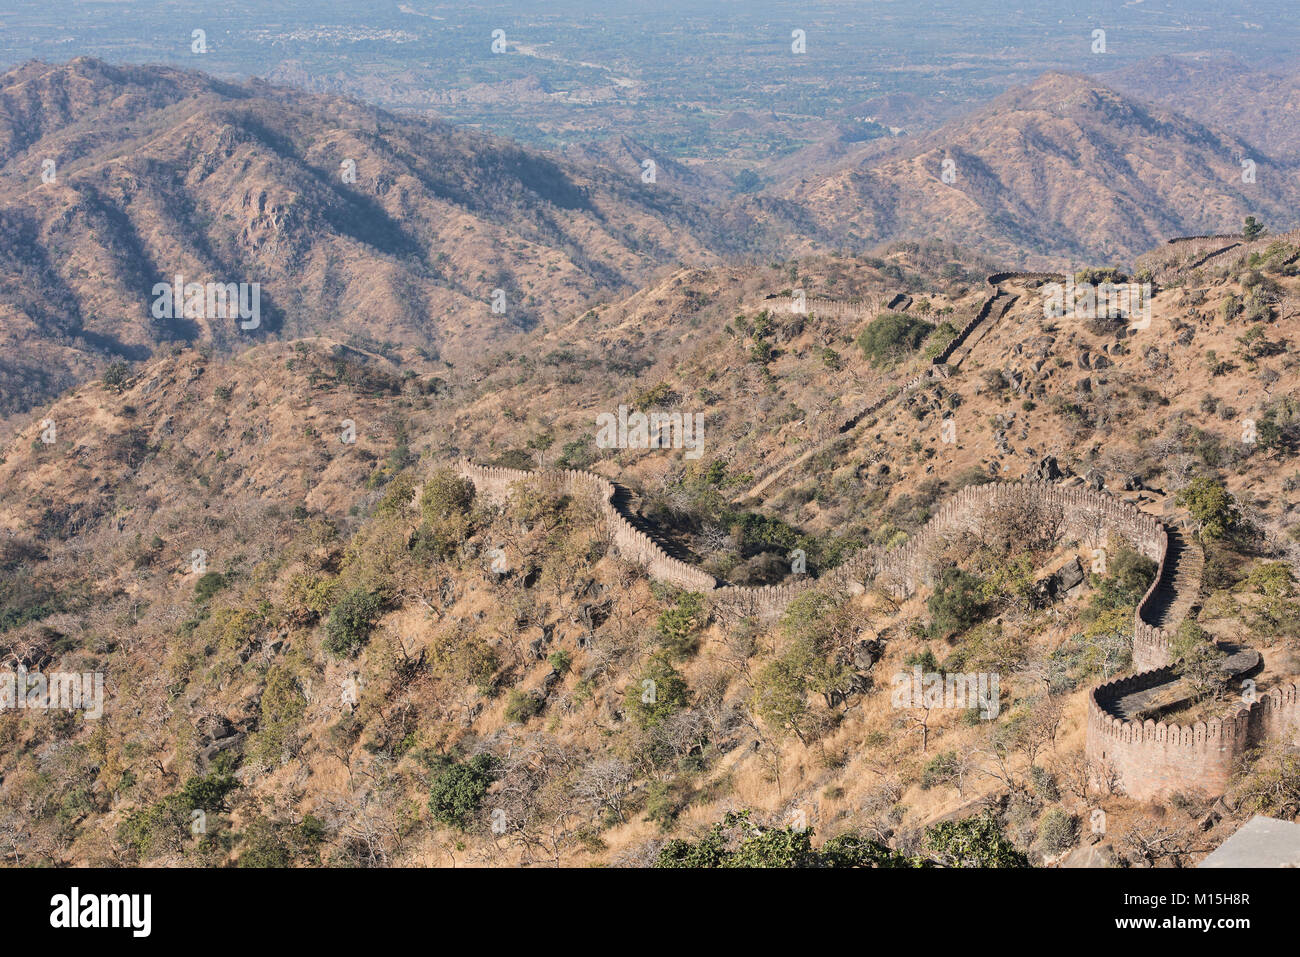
<box><xmin>1169</xmin><ymin>618</ymin><xmax>1210</xmax><ymax>662</ymax></box>
<box><xmin>238</xmin><ymin>817</ymin><xmax>291</xmax><ymax>868</ymax></box>
<box><xmin>923</xmin><ymin>813</ymin><xmax>1029</xmax><ymax>868</ymax></box>
<box><xmin>752</xmin><ymin>592</ymin><xmax>859</xmax><ymax>741</ymax></box>
<box><xmin>927</xmin><ymin>567</ymin><xmax>988</xmax><ymax>638</ymax></box>
<box><xmin>116</xmin><ymin>799</ymin><xmax>190</xmax><ymax>860</ymax></box>
<box><xmin>1178</xmin><ymin>640</ymin><xmax>1230</xmax><ymax>702</ymax></box>
<box><xmin>373</xmin><ymin>473</ymin><xmax>418</xmax><ymax>517</ymax></box>
<box><xmin>178</xmin><ymin>763</ymin><xmax>241</xmax><ymax>814</ymax></box>
<box><xmin>324</xmin><ymin>587</ymin><xmax>383</xmax><ymax>657</ymax></box>
<box><xmin>1083</xmin><ymin>544</ymin><xmax>1158</xmax><ymax>619</ymax></box>
<box><xmin>1235</xmin><ymin>745</ymin><xmax>1300</xmax><ymax>817</ymax></box>
<box><xmin>655</xmin><ymin>811</ymin><xmax>817</xmax><ymax>868</ymax></box>
<box><xmin>780</xmin><ymin>592</ymin><xmax>859</xmax><ymax>706</ymax></box>
<box><xmin>920</xmin><ymin>750</ymin><xmax>964</xmax><ymax>792</ymax></box>
<box><xmin>193</xmin><ymin>571</ymin><xmax>228</xmax><ymax>602</ymax></box>
<box><xmin>252</xmin><ymin>666</ymin><xmax>308</xmax><ymax>762</ymax></box>
<box><xmin>725</xmin><ymin>819</ymin><xmax>815</xmax><ymax>868</ymax></box>
<box><xmin>655</xmin><ymin>810</ymin><xmax>930</xmax><ymax>868</ymax></box>
<box><xmin>428</xmin><ymin>754</ymin><xmax>496</xmax><ymax>830</ymax></box>
<box><xmin>1240</xmin><ymin>562</ymin><xmax>1300</xmax><ymax>638</ymax></box>
<box><xmin>978</xmin><ymin>554</ymin><xmax>1037</xmax><ymax>611</ymax></box>
<box><xmin>504</xmin><ymin>689</ymin><xmax>543</xmax><ymax>723</ymax></box>
<box><xmin>626</xmin><ymin>655</ymin><xmax>689</xmax><ymax>728</ymax></box>
<box><xmin>1038</xmin><ymin>808</ymin><xmax>1077</xmax><ymax>855</ymax></box>
<box><xmin>117</xmin><ymin>755</ymin><xmax>242</xmax><ymax>861</ymax></box>
<box><xmin>418</xmin><ymin>468</ymin><xmax>476</xmax><ymax>557</ymax></box>
<box><xmin>752</xmin><ymin>654</ymin><xmax>814</xmax><ymax>743</ymax></box>
<box><xmin>857</xmin><ymin>312</ymin><xmax>935</xmax><ymax>367</ymax></box>
<box><xmin>655</xmin><ymin>592</ymin><xmax>707</xmax><ymax>658</ymax></box>
<box><xmin>818</xmin><ymin>832</ymin><xmax>930</xmax><ymax>868</ymax></box>
<box><xmin>1176</xmin><ymin>477</ymin><xmax>1242</xmax><ymax>541</ymax></box>
<box><xmin>102</xmin><ymin>360</ymin><xmax>131</xmax><ymax>393</ymax></box>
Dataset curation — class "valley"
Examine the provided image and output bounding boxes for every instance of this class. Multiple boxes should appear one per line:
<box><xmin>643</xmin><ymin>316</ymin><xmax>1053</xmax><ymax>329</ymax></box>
<box><xmin>1</xmin><ymin>4</ymin><xmax>1299</xmax><ymax>883</ymax></box>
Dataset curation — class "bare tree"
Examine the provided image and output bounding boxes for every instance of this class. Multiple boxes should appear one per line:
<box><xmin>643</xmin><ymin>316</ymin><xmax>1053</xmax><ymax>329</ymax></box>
<box><xmin>571</xmin><ymin>758</ymin><xmax>633</xmax><ymax>823</ymax></box>
<box><xmin>319</xmin><ymin>781</ymin><xmax>402</xmax><ymax>867</ymax></box>
<box><xmin>1052</xmin><ymin>750</ymin><xmax>1093</xmax><ymax>803</ymax></box>
<box><xmin>907</xmin><ymin>705</ymin><xmax>934</xmax><ymax>754</ymax></box>
<box><xmin>1119</xmin><ymin>821</ymin><xmax>1196</xmax><ymax>867</ymax></box>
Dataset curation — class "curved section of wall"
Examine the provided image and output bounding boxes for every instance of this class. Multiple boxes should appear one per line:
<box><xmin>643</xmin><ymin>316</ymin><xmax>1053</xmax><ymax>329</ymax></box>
<box><xmin>813</xmin><ymin>481</ymin><xmax>1167</xmax><ymax>611</ymax></box>
<box><xmin>458</xmin><ymin>460</ymin><xmax>718</xmax><ymax>592</ymax></box>
<box><xmin>1132</xmin><ymin>537</ymin><xmax>1172</xmax><ymax>671</ymax></box>
<box><xmin>986</xmin><ymin>271</ymin><xmax>1064</xmax><ymax>285</ymax></box>
<box><xmin>460</xmin><ymin>462</ymin><xmax>1173</xmax><ymax>637</ymax></box>
<box><xmin>1088</xmin><ymin>673</ymin><xmax>1300</xmax><ymax>801</ymax></box>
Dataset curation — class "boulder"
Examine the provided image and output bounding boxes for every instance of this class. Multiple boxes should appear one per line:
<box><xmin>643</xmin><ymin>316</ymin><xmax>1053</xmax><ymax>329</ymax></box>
<box><xmin>1035</xmin><ymin>557</ymin><xmax>1084</xmax><ymax>604</ymax></box>
<box><xmin>1032</xmin><ymin>455</ymin><xmax>1063</xmax><ymax>482</ymax></box>
<box><xmin>852</xmin><ymin>639</ymin><xmax>884</xmax><ymax>671</ymax></box>
<box><xmin>199</xmin><ymin>714</ymin><xmax>236</xmax><ymax>742</ymax></box>
<box><xmin>1054</xmin><ymin>557</ymin><xmax>1085</xmax><ymax>593</ymax></box>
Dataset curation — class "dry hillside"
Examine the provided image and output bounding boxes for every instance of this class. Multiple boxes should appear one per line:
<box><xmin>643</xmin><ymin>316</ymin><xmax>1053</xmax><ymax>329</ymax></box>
<box><xmin>3</xmin><ymin>230</ymin><xmax>1299</xmax><ymax>867</ymax></box>
<box><xmin>0</xmin><ymin>57</ymin><xmax>775</xmax><ymax>416</ymax></box>
<box><xmin>786</xmin><ymin>73</ymin><xmax>1300</xmax><ymax>267</ymax></box>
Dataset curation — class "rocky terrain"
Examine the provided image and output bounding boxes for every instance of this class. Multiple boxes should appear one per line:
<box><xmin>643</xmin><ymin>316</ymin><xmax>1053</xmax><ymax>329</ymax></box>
<box><xmin>3</xmin><ymin>58</ymin><xmax>1297</xmax><ymax>425</ymax></box>
<box><xmin>2</xmin><ymin>211</ymin><xmax>1299</xmax><ymax>866</ymax></box>
<box><xmin>0</xmin><ymin>58</ymin><xmax>774</xmax><ymax>417</ymax></box>
<box><xmin>785</xmin><ymin>73</ymin><xmax>1300</xmax><ymax>267</ymax></box>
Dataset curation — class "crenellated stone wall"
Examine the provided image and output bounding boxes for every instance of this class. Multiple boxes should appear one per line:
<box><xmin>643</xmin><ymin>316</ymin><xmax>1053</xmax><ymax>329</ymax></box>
<box><xmin>1087</xmin><ymin>673</ymin><xmax>1300</xmax><ymax>801</ymax></box>
<box><xmin>461</xmin><ymin>457</ymin><xmax>1293</xmax><ymax>804</ymax></box>
<box><xmin>458</xmin><ymin>460</ymin><xmax>718</xmax><ymax>592</ymax></box>
<box><xmin>459</xmin><ymin>461</ymin><xmax>1172</xmax><ymax>628</ymax></box>
<box><xmin>1165</xmin><ymin>234</ymin><xmax>1245</xmax><ymax>244</ymax></box>
<box><xmin>455</xmin><ymin>232</ymin><xmax>1300</xmax><ymax>804</ymax></box>
<box><xmin>803</xmin><ymin>295</ymin><xmax>884</xmax><ymax>320</ymax></box>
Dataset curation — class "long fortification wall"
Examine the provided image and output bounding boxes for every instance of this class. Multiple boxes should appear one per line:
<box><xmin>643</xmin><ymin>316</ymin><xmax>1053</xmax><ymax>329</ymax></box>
<box><xmin>1165</xmin><ymin>234</ymin><xmax>1245</xmax><ymax>244</ymax></box>
<box><xmin>458</xmin><ymin>460</ymin><xmax>718</xmax><ymax>591</ymax></box>
<box><xmin>462</xmin><ymin>244</ymin><xmax>1289</xmax><ymax>802</ymax></box>
<box><xmin>459</xmin><ymin>462</ymin><xmax>1170</xmax><ymax>629</ymax></box>
<box><xmin>803</xmin><ymin>296</ymin><xmax>884</xmax><ymax>320</ymax></box>
<box><xmin>462</xmin><ymin>456</ymin><xmax>1294</xmax><ymax>802</ymax></box>
<box><xmin>740</xmin><ymin>272</ymin><xmax>1059</xmax><ymax>500</ymax></box>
